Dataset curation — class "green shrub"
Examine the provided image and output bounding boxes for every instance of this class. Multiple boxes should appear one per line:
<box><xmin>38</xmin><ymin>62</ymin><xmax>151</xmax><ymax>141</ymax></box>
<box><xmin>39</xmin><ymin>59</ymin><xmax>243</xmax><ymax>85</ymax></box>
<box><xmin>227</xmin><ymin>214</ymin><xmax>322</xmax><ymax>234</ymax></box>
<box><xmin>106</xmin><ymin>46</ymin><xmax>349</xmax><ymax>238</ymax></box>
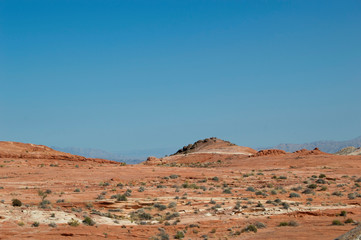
<box><xmin>332</xmin><ymin>220</ymin><xmax>343</xmax><ymax>226</ymax></box>
<box><xmin>243</xmin><ymin>224</ymin><xmax>257</xmax><ymax>233</ymax></box>
<box><xmin>307</xmin><ymin>184</ymin><xmax>317</xmax><ymax>189</ymax></box>
<box><xmin>246</xmin><ymin>186</ymin><xmax>255</xmax><ymax>192</ymax></box>
<box><xmin>279</xmin><ymin>222</ymin><xmax>289</xmax><ymax>226</ymax></box>
<box><xmin>31</xmin><ymin>222</ymin><xmax>40</xmax><ymax>227</ymax></box>
<box><xmin>83</xmin><ymin>216</ymin><xmax>95</xmax><ymax>226</ymax></box>
<box><xmin>174</xmin><ymin>231</ymin><xmax>185</xmax><ymax>239</ymax></box>
<box><xmin>289</xmin><ymin>192</ymin><xmax>300</xmax><ymax>198</ymax></box>
<box><xmin>288</xmin><ymin>220</ymin><xmax>299</xmax><ymax>226</ymax></box>
<box><xmin>154</xmin><ymin>203</ymin><xmax>167</xmax><ymax>211</ymax></box>
<box><xmin>68</xmin><ymin>218</ymin><xmax>80</xmax><ymax>227</ymax></box>
<box><xmin>223</xmin><ymin>188</ymin><xmax>232</xmax><ymax>194</ymax></box>
<box><xmin>12</xmin><ymin>199</ymin><xmax>22</xmax><ymax>207</ymax></box>
<box><xmin>212</xmin><ymin>177</ymin><xmax>219</xmax><ymax>182</ymax></box>
<box><xmin>116</xmin><ymin>194</ymin><xmax>127</xmax><ymax>201</ymax></box>
<box><xmin>345</xmin><ymin>218</ymin><xmax>354</xmax><ymax>224</ymax></box>
<box><xmin>340</xmin><ymin>211</ymin><xmax>347</xmax><ymax>217</ymax></box>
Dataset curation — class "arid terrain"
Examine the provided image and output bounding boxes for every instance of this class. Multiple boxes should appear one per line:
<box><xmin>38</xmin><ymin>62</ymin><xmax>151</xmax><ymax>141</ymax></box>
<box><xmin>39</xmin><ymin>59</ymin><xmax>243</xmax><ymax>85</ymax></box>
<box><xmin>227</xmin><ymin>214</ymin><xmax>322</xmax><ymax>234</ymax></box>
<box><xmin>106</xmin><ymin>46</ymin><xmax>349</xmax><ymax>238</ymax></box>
<box><xmin>0</xmin><ymin>139</ymin><xmax>360</xmax><ymax>239</ymax></box>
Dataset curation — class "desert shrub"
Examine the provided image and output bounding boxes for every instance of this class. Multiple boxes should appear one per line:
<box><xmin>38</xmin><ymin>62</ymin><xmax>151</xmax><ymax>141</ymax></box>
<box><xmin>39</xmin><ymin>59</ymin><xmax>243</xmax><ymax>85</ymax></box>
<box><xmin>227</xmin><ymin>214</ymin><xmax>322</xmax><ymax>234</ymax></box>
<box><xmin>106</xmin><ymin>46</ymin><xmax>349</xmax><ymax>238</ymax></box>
<box><xmin>168</xmin><ymin>202</ymin><xmax>177</xmax><ymax>208</ymax></box>
<box><xmin>99</xmin><ymin>182</ymin><xmax>110</xmax><ymax>187</ymax></box>
<box><xmin>279</xmin><ymin>222</ymin><xmax>289</xmax><ymax>226</ymax></box>
<box><xmin>289</xmin><ymin>192</ymin><xmax>300</xmax><ymax>198</ymax></box>
<box><xmin>234</xmin><ymin>201</ymin><xmax>241</xmax><ymax>209</ymax></box>
<box><xmin>246</xmin><ymin>186</ymin><xmax>255</xmax><ymax>192</ymax></box>
<box><xmin>74</xmin><ymin>188</ymin><xmax>81</xmax><ymax>192</ymax></box>
<box><xmin>138</xmin><ymin>186</ymin><xmax>145</xmax><ymax>192</ymax></box>
<box><xmin>291</xmin><ymin>186</ymin><xmax>302</xmax><ymax>192</ymax></box>
<box><xmin>302</xmin><ymin>189</ymin><xmax>314</xmax><ymax>194</ymax></box>
<box><xmin>174</xmin><ymin>230</ymin><xmax>185</xmax><ymax>239</ymax></box>
<box><xmin>320</xmin><ymin>186</ymin><xmax>327</xmax><ymax>191</ymax></box>
<box><xmin>332</xmin><ymin>191</ymin><xmax>343</xmax><ymax>197</ymax></box>
<box><xmin>307</xmin><ymin>184</ymin><xmax>317</xmax><ymax>189</ymax></box>
<box><xmin>270</xmin><ymin>190</ymin><xmax>277</xmax><ymax>195</ymax></box>
<box><xmin>18</xmin><ymin>221</ymin><xmax>25</xmax><ymax>226</ymax></box>
<box><xmin>223</xmin><ymin>188</ymin><xmax>232</xmax><ymax>194</ymax></box>
<box><xmin>96</xmin><ymin>194</ymin><xmax>105</xmax><ymax>200</ymax></box>
<box><xmin>212</xmin><ymin>176</ymin><xmax>219</xmax><ymax>182</ymax></box>
<box><xmin>348</xmin><ymin>193</ymin><xmax>356</xmax><ymax>200</ymax></box>
<box><xmin>165</xmin><ymin>212</ymin><xmax>179</xmax><ymax>220</ymax></box>
<box><xmin>288</xmin><ymin>220</ymin><xmax>299</xmax><ymax>226</ymax></box>
<box><xmin>39</xmin><ymin>199</ymin><xmax>51</xmax><ymax>209</ymax></box>
<box><xmin>83</xmin><ymin>216</ymin><xmax>95</xmax><ymax>226</ymax></box>
<box><xmin>355</xmin><ymin>177</ymin><xmax>361</xmax><ymax>183</ymax></box>
<box><xmin>157</xmin><ymin>228</ymin><xmax>170</xmax><ymax>240</ymax></box>
<box><xmin>340</xmin><ymin>211</ymin><xmax>347</xmax><ymax>217</ymax></box>
<box><xmin>255</xmin><ymin>222</ymin><xmax>267</xmax><ymax>228</ymax></box>
<box><xmin>169</xmin><ymin>174</ymin><xmax>179</xmax><ymax>179</ymax></box>
<box><xmin>12</xmin><ymin>199</ymin><xmax>22</xmax><ymax>207</ymax></box>
<box><xmin>332</xmin><ymin>220</ymin><xmax>343</xmax><ymax>225</ymax></box>
<box><xmin>154</xmin><ymin>203</ymin><xmax>167</xmax><ymax>211</ymax></box>
<box><xmin>211</xmin><ymin>204</ymin><xmax>222</xmax><ymax>210</ymax></box>
<box><xmin>68</xmin><ymin>218</ymin><xmax>80</xmax><ymax>226</ymax></box>
<box><xmin>48</xmin><ymin>222</ymin><xmax>57</xmax><ymax>228</ymax></box>
<box><xmin>282</xmin><ymin>202</ymin><xmax>290</xmax><ymax>209</ymax></box>
<box><xmin>279</xmin><ymin>176</ymin><xmax>287</xmax><ymax>179</ymax></box>
<box><xmin>111</xmin><ymin>194</ymin><xmax>127</xmax><ymax>201</ymax></box>
<box><xmin>345</xmin><ymin>218</ymin><xmax>354</xmax><ymax>224</ymax></box>
<box><xmin>316</xmin><ymin>179</ymin><xmax>326</xmax><ymax>184</ymax></box>
<box><xmin>319</xmin><ymin>174</ymin><xmax>326</xmax><ymax>178</ymax></box>
<box><xmin>31</xmin><ymin>222</ymin><xmax>40</xmax><ymax>227</ymax></box>
<box><xmin>243</xmin><ymin>224</ymin><xmax>257</xmax><ymax>233</ymax></box>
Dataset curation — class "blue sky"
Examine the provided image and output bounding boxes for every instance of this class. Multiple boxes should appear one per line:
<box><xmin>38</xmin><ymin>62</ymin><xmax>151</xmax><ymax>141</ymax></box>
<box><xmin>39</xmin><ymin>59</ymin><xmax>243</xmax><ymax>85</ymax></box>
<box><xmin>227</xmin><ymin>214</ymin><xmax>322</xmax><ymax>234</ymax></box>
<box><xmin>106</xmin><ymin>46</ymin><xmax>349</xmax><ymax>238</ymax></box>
<box><xmin>1</xmin><ymin>0</ymin><xmax>360</xmax><ymax>152</ymax></box>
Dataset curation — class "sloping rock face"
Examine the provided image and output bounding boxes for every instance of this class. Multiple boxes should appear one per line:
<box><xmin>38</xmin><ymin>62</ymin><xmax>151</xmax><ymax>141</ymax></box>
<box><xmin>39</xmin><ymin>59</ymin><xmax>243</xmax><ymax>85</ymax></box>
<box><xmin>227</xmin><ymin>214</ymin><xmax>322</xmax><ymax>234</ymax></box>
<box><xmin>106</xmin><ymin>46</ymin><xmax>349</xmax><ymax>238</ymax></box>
<box><xmin>335</xmin><ymin>224</ymin><xmax>361</xmax><ymax>240</ymax></box>
<box><xmin>0</xmin><ymin>141</ymin><xmax>120</xmax><ymax>164</ymax></box>
<box><xmin>335</xmin><ymin>146</ymin><xmax>361</xmax><ymax>156</ymax></box>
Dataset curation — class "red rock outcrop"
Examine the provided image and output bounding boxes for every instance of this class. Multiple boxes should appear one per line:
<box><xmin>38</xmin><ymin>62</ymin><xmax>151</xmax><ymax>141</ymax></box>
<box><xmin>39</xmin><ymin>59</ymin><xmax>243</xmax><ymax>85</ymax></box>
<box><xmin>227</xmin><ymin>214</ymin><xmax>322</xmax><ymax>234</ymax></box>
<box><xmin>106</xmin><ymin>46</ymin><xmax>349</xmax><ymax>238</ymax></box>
<box><xmin>143</xmin><ymin>156</ymin><xmax>167</xmax><ymax>166</ymax></box>
<box><xmin>293</xmin><ymin>147</ymin><xmax>328</xmax><ymax>156</ymax></box>
<box><xmin>252</xmin><ymin>149</ymin><xmax>287</xmax><ymax>157</ymax></box>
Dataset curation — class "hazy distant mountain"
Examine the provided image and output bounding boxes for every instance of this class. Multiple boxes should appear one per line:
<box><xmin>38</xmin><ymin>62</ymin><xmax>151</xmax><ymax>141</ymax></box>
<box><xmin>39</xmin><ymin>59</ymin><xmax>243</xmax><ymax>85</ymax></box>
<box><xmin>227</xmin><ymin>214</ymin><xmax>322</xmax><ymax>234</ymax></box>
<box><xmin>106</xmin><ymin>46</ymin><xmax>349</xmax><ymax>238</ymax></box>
<box><xmin>51</xmin><ymin>146</ymin><xmax>174</xmax><ymax>164</ymax></box>
<box><xmin>269</xmin><ymin>136</ymin><xmax>361</xmax><ymax>153</ymax></box>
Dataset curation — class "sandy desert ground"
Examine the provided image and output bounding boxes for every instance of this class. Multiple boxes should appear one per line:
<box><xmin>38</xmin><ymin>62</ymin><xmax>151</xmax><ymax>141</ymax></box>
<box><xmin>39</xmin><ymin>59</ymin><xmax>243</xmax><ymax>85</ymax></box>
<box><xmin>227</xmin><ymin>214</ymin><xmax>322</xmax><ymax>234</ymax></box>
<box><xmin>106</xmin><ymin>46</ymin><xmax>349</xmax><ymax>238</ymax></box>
<box><xmin>0</xmin><ymin>139</ymin><xmax>360</xmax><ymax>239</ymax></box>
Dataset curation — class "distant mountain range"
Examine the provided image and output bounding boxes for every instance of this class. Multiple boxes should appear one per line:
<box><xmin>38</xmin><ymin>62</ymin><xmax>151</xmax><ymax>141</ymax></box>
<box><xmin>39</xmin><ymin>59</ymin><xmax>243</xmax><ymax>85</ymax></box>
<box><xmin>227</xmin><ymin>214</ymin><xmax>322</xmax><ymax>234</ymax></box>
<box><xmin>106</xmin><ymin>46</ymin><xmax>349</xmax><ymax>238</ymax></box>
<box><xmin>51</xmin><ymin>146</ymin><xmax>173</xmax><ymax>164</ymax></box>
<box><xmin>269</xmin><ymin>135</ymin><xmax>361</xmax><ymax>153</ymax></box>
<box><xmin>53</xmin><ymin>135</ymin><xmax>361</xmax><ymax>164</ymax></box>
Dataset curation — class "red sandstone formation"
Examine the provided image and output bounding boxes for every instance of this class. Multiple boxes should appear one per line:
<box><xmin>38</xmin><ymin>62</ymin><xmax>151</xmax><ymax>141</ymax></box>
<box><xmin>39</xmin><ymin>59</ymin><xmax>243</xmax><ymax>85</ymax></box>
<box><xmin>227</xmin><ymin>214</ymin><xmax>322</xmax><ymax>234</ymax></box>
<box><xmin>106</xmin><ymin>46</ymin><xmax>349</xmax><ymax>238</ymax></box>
<box><xmin>252</xmin><ymin>149</ymin><xmax>287</xmax><ymax>157</ymax></box>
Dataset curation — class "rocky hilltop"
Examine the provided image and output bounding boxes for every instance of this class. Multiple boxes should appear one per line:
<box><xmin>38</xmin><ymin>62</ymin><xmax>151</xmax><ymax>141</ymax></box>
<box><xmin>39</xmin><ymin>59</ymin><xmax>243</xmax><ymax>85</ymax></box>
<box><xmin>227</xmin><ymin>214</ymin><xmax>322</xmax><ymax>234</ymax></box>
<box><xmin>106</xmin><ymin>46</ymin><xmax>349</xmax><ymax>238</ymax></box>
<box><xmin>145</xmin><ymin>137</ymin><xmax>257</xmax><ymax>166</ymax></box>
<box><xmin>172</xmin><ymin>137</ymin><xmax>257</xmax><ymax>156</ymax></box>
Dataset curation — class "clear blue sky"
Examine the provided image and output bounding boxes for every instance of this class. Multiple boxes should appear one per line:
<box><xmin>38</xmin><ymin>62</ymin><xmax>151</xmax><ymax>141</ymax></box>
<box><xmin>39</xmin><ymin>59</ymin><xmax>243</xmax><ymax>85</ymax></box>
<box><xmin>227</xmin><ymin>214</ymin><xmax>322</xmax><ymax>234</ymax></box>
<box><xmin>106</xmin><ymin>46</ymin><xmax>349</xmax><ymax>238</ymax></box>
<box><xmin>1</xmin><ymin>0</ymin><xmax>360</xmax><ymax>152</ymax></box>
